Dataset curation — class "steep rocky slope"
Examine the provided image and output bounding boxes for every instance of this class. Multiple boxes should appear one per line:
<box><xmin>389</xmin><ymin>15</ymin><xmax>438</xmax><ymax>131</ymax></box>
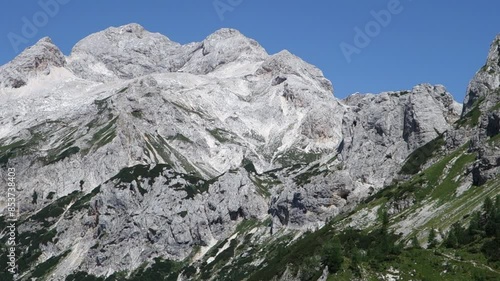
<box><xmin>462</xmin><ymin>35</ymin><xmax>500</xmax><ymax>186</ymax></box>
<box><xmin>0</xmin><ymin>24</ymin><xmax>498</xmax><ymax>281</ymax></box>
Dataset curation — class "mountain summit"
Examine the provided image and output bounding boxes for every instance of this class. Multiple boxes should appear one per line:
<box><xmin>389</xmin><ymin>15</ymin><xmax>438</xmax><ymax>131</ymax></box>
<box><xmin>0</xmin><ymin>36</ymin><xmax>65</xmax><ymax>88</ymax></box>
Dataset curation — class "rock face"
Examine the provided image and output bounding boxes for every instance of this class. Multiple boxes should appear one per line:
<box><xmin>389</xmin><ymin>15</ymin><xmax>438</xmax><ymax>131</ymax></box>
<box><xmin>462</xmin><ymin>35</ymin><xmax>500</xmax><ymax>185</ymax></box>
<box><xmin>50</xmin><ymin>165</ymin><xmax>268</xmax><ymax>277</ymax></box>
<box><xmin>179</xmin><ymin>28</ymin><xmax>268</xmax><ymax>75</ymax></box>
<box><xmin>0</xmin><ymin>23</ymin><xmax>478</xmax><ymax>280</ymax></box>
<box><xmin>268</xmin><ymin>84</ymin><xmax>461</xmax><ymax>230</ymax></box>
<box><xmin>463</xmin><ymin>35</ymin><xmax>500</xmax><ymax>116</ymax></box>
<box><xmin>341</xmin><ymin>84</ymin><xmax>461</xmax><ymax>190</ymax></box>
<box><xmin>67</xmin><ymin>23</ymin><xmax>182</xmax><ymax>81</ymax></box>
<box><xmin>0</xmin><ymin>37</ymin><xmax>66</xmax><ymax>88</ymax></box>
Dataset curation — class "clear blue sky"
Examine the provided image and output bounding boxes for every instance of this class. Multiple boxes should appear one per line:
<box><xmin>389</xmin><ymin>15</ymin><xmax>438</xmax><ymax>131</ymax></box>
<box><xmin>1</xmin><ymin>0</ymin><xmax>499</xmax><ymax>103</ymax></box>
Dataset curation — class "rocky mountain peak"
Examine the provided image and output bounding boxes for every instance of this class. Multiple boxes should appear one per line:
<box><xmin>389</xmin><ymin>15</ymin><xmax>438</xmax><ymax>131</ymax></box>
<box><xmin>71</xmin><ymin>23</ymin><xmax>174</xmax><ymax>49</ymax></box>
<box><xmin>0</xmin><ymin>36</ymin><xmax>66</xmax><ymax>88</ymax></box>
<box><xmin>67</xmin><ymin>23</ymin><xmax>180</xmax><ymax>81</ymax></box>
<box><xmin>460</xmin><ymin>35</ymin><xmax>500</xmax><ymax>186</ymax></box>
<box><xmin>117</xmin><ymin>22</ymin><xmax>147</xmax><ymax>35</ymax></box>
<box><xmin>204</xmin><ymin>28</ymin><xmax>268</xmax><ymax>59</ymax></box>
<box><xmin>37</xmin><ymin>36</ymin><xmax>54</xmax><ymax>44</ymax></box>
<box><xmin>178</xmin><ymin>28</ymin><xmax>268</xmax><ymax>75</ymax></box>
<box><xmin>257</xmin><ymin>50</ymin><xmax>334</xmax><ymax>95</ymax></box>
<box><xmin>485</xmin><ymin>34</ymin><xmax>500</xmax><ymax>69</ymax></box>
<box><xmin>20</xmin><ymin>36</ymin><xmax>66</xmax><ymax>66</ymax></box>
<box><xmin>462</xmin><ymin>34</ymin><xmax>500</xmax><ymax>116</ymax></box>
<box><xmin>205</xmin><ymin>27</ymin><xmax>244</xmax><ymax>40</ymax></box>
<box><xmin>202</xmin><ymin>27</ymin><xmax>265</xmax><ymax>53</ymax></box>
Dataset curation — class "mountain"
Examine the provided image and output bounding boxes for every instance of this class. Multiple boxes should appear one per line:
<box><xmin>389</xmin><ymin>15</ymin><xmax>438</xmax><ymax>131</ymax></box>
<box><xmin>0</xmin><ymin>24</ymin><xmax>498</xmax><ymax>281</ymax></box>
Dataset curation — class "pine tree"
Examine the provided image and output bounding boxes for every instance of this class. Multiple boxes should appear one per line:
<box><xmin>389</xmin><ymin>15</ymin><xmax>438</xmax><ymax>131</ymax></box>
<box><xmin>484</xmin><ymin>197</ymin><xmax>496</xmax><ymax>236</ymax></box>
<box><xmin>427</xmin><ymin>228</ymin><xmax>438</xmax><ymax>249</ymax></box>
<box><xmin>483</xmin><ymin>197</ymin><xmax>494</xmax><ymax>220</ymax></box>
<box><xmin>411</xmin><ymin>235</ymin><xmax>421</xmax><ymax>249</ymax></box>
<box><xmin>382</xmin><ymin>210</ymin><xmax>389</xmax><ymax>225</ymax></box>
<box><xmin>495</xmin><ymin>195</ymin><xmax>500</xmax><ymax>239</ymax></box>
<box><xmin>468</xmin><ymin>211</ymin><xmax>481</xmax><ymax>237</ymax></box>
<box><xmin>350</xmin><ymin>247</ymin><xmax>362</xmax><ymax>278</ymax></box>
<box><xmin>322</xmin><ymin>237</ymin><xmax>344</xmax><ymax>274</ymax></box>
<box><xmin>378</xmin><ymin>210</ymin><xmax>391</xmax><ymax>255</ymax></box>
<box><xmin>445</xmin><ymin>228</ymin><xmax>458</xmax><ymax>248</ymax></box>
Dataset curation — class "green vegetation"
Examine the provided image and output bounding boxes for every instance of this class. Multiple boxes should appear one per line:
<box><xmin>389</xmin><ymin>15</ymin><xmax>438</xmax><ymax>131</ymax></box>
<box><xmin>91</xmin><ymin>117</ymin><xmax>118</xmax><ymax>149</ymax></box>
<box><xmin>243</xmin><ymin>159</ymin><xmax>281</xmax><ymax>197</ymax></box>
<box><xmin>370</xmin><ymin>144</ymin><xmax>475</xmax><ymax>206</ymax></box>
<box><xmin>111</xmin><ymin>164</ymin><xmax>167</xmax><ymax>185</ymax></box>
<box><xmin>357</xmin><ymin>248</ymin><xmax>500</xmax><ymax>281</ymax></box>
<box><xmin>31</xmin><ymin>191</ymin><xmax>81</xmax><ymax>227</ymax></box>
<box><xmin>246</xmin><ymin>210</ymin><xmax>402</xmax><ymax>281</ymax></box>
<box><xmin>32</xmin><ymin>250</ymin><xmax>70</xmax><ymax>278</ymax></box>
<box><xmin>490</xmin><ymin>100</ymin><xmax>500</xmax><ymax>113</ymax></box>
<box><xmin>235</xmin><ymin>219</ymin><xmax>260</xmax><ymax>234</ymax></box>
<box><xmin>47</xmin><ymin>191</ymin><xmax>56</xmax><ymax>200</ymax></box>
<box><xmin>276</xmin><ymin>149</ymin><xmax>322</xmax><ymax>167</ymax></box>
<box><xmin>321</xmin><ymin>237</ymin><xmax>343</xmax><ymax>273</ymax></box>
<box><xmin>0</xmin><ymin>121</ymin><xmax>83</xmax><ymax>165</ymax></box>
<box><xmin>239</xmin><ymin>197</ymin><xmax>500</xmax><ymax>281</ymax></box>
<box><xmin>181</xmin><ymin>177</ymin><xmax>212</xmax><ymax>199</ymax></box>
<box><xmin>131</xmin><ymin>110</ymin><xmax>143</xmax><ymax>118</ymax></box>
<box><xmin>456</xmin><ymin>97</ymin><xmax>485</xmax><ymax>128</ymax></box>
<box><xmin>207</xmin><ymin>128</ymin><xmax>236</xmax><ymax>143</ymax></box>
<box><xmin>195</xmin><ymin>229</ymin><xmax>282</xmax><ymax>281</ymax></box>
<box><xmin>45</xmin><ymin>146</ymin><xmax>80</xmax><ymax>164</ymax></box>
<box><xmin>144</xmin><ymin>133</ymin><xmax>201</xmax><ymax>176</ymax></box>
<box><xmin>171</xmin><ymin>101</ymin><xmax>210</xmax><ymax>119</ymax></box>
<box><xmin>110</xmin><ymin>164</ymin><xmax>169</xmax><ymax>196</ymax></box>
<box><xmin>294</xmin><ymin>163</ymin><xmax>330</xmax><ymax>186</ymax></box>
<box><xmin>200</xmin><ymin>239</ymin><xmax>238</xmax><ymax>279</ymax></box>
<box><xmin>429</xmin><ymin>152</ymin><xmax>476</xmax><ymax>201</ymax></box>
<box><xmin>32</xmin><ymin>191</ymin><xmax>38</xmax><ymax>204</ymax></box>
<box><xmin>1</xmin><ymin>189</ymin><xmax>83</xmax><ymax>277</ymax></box>
<box><xmin>427</xmin><ymin>228</ymin><xmax>438</xmax><ymax>249</ymax></box>
<box><xmin>117</xmin><ymin>87</ymin><xmax>128</xmax><ymax>94</ymax></box>
<box><xmin>0</xmin><ymin>132</ymin><xmax>45</xmax><ymax>166</ymax></box>
<box><xmin>66</xmin><ymin>259</ymin><xmax>183</xmax><ymax>281</ymax></box>
<box><xmin>93</xmin><ymin>96</ymin><xmax>112</xmax><ymax>113</ymax></box>
<box><xmin>65</xmin><ymin>272</ymin><xmax>106</xmax><ymax>281</ymax></box>
<box><xmin>242</xmin><ymin>158</ymin><xmax>258</xmax><ymax>174</ymax></box>
<box><xmin>0</xmin><ymin>217</ymin><xmax>14</xmax><ymax>281</ymax></box>
<box><xmin>443</xmin><ymin>195</ymin><xmax>500</xmax><ymax>263</ymax></box>
<box><xmin>70</xmin><ymin>186</ymin><xmax>102</xmax><ymax>213</ymax></box>
<box><xmin>400</xmin><ymin>134</ymin><xmax>445</xmax><ymax>175</ymax></box>
<box><xmin>39</xmin><ymin>126</ymin><xmax>80</xmax><ymax>164</ymax></box>
<box><xmin>166</xmin><ymin>133</ymin><xmax>193</xmax><ymax>143</ymax></box>
<box><xmin>81</xmin><ymin>115</ymin><xmax>118</xmax><ymax>155</ymax></box>
<box><xmin>128</xmin><ymin>258</ymin><xmax>184</xmax><ymax>281</ymax></box>
<box><xmin>0</xmin><ymin>139</ymin><xmax>27</xmax><ymax>165</ymax></box>
<box><xmin>110</xmin><ymin>163</ymin><xmax>215</xmax><ymax>199</ymax></box>
<box><xmin>15</xmin><ymin>228</ymin><xmax>58</xmax><ymax>274</ymax></box>
<box><xmin>66</xmin><ymin>271</ymin><xmax>129</xmax><ymax>281</ymax></box>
